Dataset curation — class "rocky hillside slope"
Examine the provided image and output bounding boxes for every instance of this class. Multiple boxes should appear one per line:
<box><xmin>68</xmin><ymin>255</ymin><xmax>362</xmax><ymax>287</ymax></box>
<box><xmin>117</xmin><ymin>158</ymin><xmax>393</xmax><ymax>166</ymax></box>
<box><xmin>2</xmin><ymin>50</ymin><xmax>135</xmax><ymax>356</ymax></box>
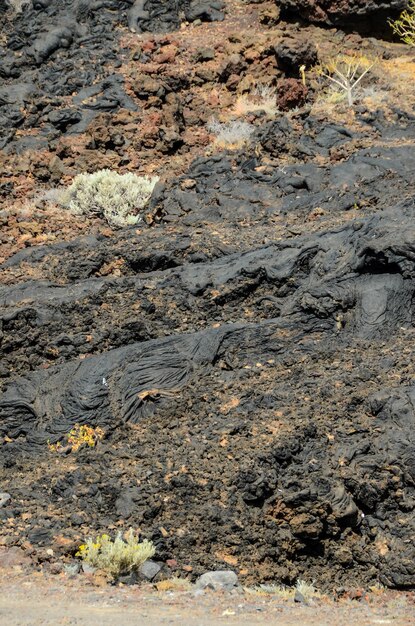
<box><xmin>1</xmin><ymin>0</ymin><xmax>415</xmax><ymax>589</ymax></box>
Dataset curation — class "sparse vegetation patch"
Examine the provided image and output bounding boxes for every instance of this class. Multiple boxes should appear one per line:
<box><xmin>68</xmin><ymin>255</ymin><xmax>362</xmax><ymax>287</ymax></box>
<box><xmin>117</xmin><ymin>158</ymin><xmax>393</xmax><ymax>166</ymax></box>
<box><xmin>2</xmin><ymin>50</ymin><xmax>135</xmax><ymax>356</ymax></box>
<box><xmin>48</xmin><ymin>424</ymin><xmax>104</xmax><ymax>453</ymax></box>
<box><xmin>76</xmin><ymin>529</ymin><xmax>155</xmax><ymax>579</ymax></box>
<box><xmin>234</xmin><ymin>84</ymin><xmax>279</xmax><ymax>118</ymax></box>
<box><xmin>207</xmin><ymin>118</ymin><xmax>255</xmax><ymax>149</ymax></box>
<box><xmin>247</xmin><ymin>579</ymin><xmax>321</xmax><ymax>601</ymax></box>
<box><xmin>315</xmin><ymin>54</ymin><xmax>377</xmax><ymax>107</ymax></box>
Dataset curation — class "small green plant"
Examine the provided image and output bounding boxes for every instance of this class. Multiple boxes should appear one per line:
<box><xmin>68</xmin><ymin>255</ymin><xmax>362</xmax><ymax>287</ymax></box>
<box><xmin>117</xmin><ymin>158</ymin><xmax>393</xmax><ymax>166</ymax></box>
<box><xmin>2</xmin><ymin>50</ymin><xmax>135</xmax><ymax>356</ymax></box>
<box><xmin>76</xmin><ymin>529</ymin><xmax>156</xmax><ymax>579</ymax></box>
<box><xmin>389</xmin><ymin>0</ymin><xmax>415</xmax><ymax>45</ymax></box>
<box><xmin>59</xmin><ymin>169</ymin><xmax>159</xmax><ymax>228</ymax></box>
<box><xmin>316</xmin><ymin>54</ymin><xmax>377</xmax><ymax>107</ymax></box>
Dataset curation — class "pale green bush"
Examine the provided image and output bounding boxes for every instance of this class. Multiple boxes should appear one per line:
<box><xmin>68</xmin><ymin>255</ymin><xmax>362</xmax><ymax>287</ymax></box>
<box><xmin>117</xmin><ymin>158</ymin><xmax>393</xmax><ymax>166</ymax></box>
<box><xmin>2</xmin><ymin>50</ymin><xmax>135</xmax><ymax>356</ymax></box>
<box><xmin>76</xmin><ymin>529</ymin><xmax>156</xmax><ymax>578</ymax></box>
<box><xmin>61</xmin><ymin>169</ymin><xmax>159</xmax><ymax>228</ymax></box>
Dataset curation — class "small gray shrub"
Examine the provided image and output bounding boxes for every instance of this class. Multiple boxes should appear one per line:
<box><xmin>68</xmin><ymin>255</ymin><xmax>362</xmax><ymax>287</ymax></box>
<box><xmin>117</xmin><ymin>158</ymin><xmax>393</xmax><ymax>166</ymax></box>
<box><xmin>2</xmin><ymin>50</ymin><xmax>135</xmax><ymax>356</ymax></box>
<box><xmin>207</xmin><ymin>118</ymin><xmax>255</xmax><ymax>147</ymax></box>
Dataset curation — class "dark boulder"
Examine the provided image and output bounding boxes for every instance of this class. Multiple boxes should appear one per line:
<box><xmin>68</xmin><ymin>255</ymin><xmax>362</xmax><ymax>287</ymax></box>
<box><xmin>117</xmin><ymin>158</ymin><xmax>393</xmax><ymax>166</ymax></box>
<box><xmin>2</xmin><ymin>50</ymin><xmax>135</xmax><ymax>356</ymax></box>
<box><xmin>278</xmin><ymin>0</ymin><xmax>407</xmax><ymax>26</ymax></box>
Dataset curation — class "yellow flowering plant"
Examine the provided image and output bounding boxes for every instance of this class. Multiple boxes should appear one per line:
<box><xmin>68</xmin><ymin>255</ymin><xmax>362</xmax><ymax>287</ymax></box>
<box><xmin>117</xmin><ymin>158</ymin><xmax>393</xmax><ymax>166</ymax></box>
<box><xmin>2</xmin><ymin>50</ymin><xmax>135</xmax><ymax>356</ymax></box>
<box><xmin>68</xmin><ymin>424</ymin><xmax>104</xmax><ymax>451</ymax></box>
<box><xmin>47</xmin><ymin>424</ymin><xmax>104</xmax><ymax>453</ymax></box>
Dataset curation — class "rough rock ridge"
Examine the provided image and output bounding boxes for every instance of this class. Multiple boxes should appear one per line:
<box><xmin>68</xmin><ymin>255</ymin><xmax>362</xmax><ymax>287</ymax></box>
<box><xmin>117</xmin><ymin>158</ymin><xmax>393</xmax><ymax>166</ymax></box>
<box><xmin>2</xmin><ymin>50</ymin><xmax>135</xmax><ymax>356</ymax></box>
<box><xmin>279</xmin><ymin>0</ymin><xmax>407</xmax><ymax>25</ymax></box>
<box><xmin>1</xmin><ymin>0</ymin><xmax>415</xmax><ymax>593</ymax></box>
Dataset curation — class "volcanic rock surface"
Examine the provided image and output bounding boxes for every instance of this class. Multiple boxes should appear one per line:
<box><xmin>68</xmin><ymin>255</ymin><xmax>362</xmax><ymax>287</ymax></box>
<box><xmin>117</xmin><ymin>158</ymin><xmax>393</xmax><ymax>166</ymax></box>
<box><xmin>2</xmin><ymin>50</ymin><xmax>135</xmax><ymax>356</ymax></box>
<box><xmin>1</xmin><ymin>0</ymin><xmax>415</xmax><ymax>592</ymax></box>
<box><xmin>279</xmin><ymin>0</ymin><xmax>407</xmax><ymax>26</ymax></box>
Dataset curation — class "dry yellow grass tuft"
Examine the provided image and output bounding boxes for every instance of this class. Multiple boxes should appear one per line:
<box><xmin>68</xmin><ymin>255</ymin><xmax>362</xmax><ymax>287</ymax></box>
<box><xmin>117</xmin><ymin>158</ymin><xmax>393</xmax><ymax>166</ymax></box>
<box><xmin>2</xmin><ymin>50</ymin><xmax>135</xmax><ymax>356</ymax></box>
<box><xmin>155</xmin><ymin>578</ymin><xmax>193</xmax><ymax>592</ymax></box>
<box><xmin>234</xmin><ymin>85</ymin><xmax>279</xmax><ymax>118</ymax></box>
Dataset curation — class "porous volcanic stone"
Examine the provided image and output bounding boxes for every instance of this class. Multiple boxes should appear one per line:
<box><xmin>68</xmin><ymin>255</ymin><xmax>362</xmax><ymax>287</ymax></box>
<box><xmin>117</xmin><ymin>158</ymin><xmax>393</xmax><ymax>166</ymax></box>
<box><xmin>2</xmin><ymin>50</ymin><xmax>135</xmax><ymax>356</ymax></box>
<box><xmin>278</xmin><ymin>0</ymin><xmax>407</xmax><ymax>26</ymax></box>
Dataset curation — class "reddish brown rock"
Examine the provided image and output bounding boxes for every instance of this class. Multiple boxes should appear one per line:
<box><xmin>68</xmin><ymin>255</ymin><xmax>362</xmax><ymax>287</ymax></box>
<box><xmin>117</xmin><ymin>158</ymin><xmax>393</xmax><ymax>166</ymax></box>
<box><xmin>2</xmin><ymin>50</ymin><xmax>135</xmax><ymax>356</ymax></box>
<box><xmin>0</xmin><ymin>547</ymin><xmax>32</xmax><ymax>569</ymax></box>
<box><xmin>277</xmin><ymin>78</ymin><xmax>308</xmax><ymax>110</ymax></box>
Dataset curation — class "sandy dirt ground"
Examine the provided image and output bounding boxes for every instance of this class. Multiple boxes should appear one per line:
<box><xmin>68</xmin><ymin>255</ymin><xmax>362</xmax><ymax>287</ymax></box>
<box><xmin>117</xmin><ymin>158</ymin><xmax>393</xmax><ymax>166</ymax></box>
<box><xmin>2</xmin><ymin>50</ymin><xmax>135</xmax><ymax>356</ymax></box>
<box><xmin>0</xmin><ymin>574</ymin><xmax>414</xmax><ymax>626</ymax></box>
